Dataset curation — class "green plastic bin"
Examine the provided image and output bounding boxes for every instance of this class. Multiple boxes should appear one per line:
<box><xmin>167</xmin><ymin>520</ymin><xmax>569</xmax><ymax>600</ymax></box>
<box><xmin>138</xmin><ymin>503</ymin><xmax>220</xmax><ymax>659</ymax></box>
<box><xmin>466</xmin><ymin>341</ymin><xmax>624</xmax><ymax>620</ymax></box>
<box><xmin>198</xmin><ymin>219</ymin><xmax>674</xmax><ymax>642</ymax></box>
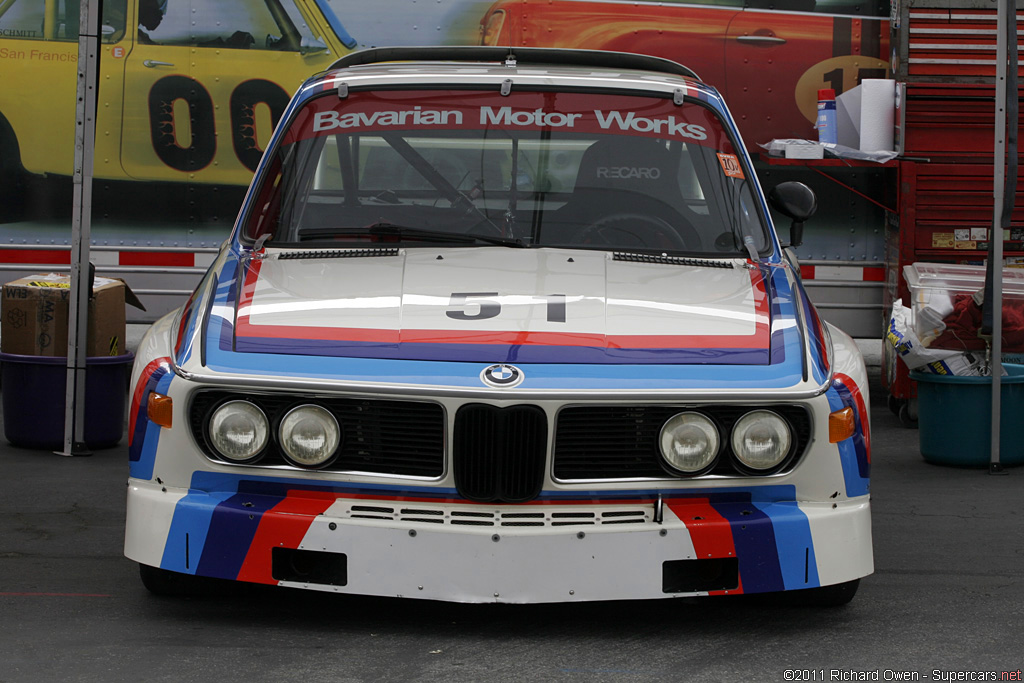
<box><xmin>911</xmin><ymin>364</ymin><xmax>1024</xmax><ymax>467</ymax></box>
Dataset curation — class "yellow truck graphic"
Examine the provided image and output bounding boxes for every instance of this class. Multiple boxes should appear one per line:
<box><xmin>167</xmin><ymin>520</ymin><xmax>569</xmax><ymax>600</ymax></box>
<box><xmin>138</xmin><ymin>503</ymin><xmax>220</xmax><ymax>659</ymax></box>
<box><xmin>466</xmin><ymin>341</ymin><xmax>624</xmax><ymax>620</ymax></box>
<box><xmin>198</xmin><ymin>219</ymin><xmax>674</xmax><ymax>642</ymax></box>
<box><xmin>0</xmin><ymin>0</ymin><xmax>356</xmax><ymax>210</ymax></box>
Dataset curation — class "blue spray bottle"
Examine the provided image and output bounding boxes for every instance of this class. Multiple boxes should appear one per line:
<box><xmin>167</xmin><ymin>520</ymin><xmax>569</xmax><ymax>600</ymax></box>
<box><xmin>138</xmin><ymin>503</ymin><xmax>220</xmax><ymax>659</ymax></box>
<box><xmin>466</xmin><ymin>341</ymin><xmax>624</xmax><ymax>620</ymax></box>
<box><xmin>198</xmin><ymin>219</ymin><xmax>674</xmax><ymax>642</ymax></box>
<box><xmin>817</xmin><ymin>88</ymin><xmax>837</xmax><ymax>144</ymax></box>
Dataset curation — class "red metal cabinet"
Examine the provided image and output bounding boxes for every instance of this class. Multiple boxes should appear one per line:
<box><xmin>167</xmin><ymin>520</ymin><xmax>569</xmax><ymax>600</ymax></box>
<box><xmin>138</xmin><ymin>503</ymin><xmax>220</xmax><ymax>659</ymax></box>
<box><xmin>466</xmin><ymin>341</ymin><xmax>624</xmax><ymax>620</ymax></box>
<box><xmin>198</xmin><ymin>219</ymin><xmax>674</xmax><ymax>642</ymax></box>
<box><xmin>885</xmin><ymin>0</ymin><xmax>1024</xmax><ymax>421</ymax></box>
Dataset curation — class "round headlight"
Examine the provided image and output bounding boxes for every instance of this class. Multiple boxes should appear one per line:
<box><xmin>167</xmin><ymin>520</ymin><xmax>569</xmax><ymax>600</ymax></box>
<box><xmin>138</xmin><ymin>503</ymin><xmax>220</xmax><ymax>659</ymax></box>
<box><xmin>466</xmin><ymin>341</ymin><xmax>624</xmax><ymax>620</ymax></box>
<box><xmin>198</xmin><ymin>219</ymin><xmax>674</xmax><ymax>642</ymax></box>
<box><xmin>209</xmin><ymin>400</ymin><xmax>269</xmax><ymax>462</ymax></box>
<box><xmin>279</xmin><ymin>404</ymin><xmax>341</xmax><ymax>468</ymax></box>
<box><xmin>731</xmin><ymin>410</ymin><xmax>792</xmax><ymax>471</ymax></box>
<box><xmin>659</xmin><ymin>412</ymin><xmax>720</xmax><ymax>474</ymax></box>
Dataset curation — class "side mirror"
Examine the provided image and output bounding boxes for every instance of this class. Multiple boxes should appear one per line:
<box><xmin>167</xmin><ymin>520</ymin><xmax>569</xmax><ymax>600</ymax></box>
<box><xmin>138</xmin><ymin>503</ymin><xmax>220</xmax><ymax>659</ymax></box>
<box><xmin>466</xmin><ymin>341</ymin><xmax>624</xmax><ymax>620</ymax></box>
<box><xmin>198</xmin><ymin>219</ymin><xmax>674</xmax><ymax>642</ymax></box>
<box><xmin>768</xmin><ymin>181</ymin><xmax>817</xmax><ymax>248</ymax></box>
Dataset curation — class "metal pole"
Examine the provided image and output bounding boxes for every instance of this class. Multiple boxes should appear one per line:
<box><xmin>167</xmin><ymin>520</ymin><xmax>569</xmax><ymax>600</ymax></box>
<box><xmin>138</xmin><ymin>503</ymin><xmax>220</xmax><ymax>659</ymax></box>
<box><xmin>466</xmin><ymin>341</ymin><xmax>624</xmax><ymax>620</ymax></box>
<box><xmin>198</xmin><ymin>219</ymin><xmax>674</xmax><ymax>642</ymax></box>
<box><xmin>990</xmin><ymin>0</ymin><xmax>1008</xmax><ymax>472</ymax></box>
<box><xmin>60</xmin><ymin>0</ymin><xmax>101</xmax><ymax>457</ymax></box>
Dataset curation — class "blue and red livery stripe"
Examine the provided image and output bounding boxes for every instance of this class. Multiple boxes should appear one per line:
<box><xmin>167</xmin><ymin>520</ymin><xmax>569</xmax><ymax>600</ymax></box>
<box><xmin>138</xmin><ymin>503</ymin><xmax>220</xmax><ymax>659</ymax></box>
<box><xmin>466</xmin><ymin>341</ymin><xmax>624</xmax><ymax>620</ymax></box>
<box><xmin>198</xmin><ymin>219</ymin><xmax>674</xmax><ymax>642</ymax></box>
<box><xmin>667</xmin><ymin>496</ymin><xmax>818</xmax><ymax>594</ymax></box>
<box><xmin>828</xmin><ymin>373</ymin><xmax>871</xmax><ymax>496</ymax></box>
<box><xmin>833</xmin><ymin>373</ymin><xmax>871</xmax><ymax>473</ymax></box>
<box><xmin>172</xmin><ymin>264</ymin><xmax>222</xmax><ymax>365</ymax></box>
<box><xmin>195</xmin><ymin>492</ymin><xmax>288</xmax><ymax>580</ymax></box>
<box><xmin>236</xmin><ymin>492</ymin><xmax>337</xmax><ymax>584</ymax></box>
<box><xmin>129</xmin><ymin>357</ymin><xmax>173</xmax><ymax>480</ymax></box>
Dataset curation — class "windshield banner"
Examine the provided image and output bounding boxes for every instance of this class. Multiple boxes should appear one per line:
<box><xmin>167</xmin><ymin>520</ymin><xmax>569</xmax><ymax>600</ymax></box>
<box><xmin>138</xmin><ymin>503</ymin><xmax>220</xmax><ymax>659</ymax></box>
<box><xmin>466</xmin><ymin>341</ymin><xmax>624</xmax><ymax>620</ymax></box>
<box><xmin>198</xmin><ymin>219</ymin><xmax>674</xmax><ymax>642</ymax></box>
<box><xmin>283</xmin><ymin>91</ymin><xmax>735</xmax><ymax>152</ymax></box>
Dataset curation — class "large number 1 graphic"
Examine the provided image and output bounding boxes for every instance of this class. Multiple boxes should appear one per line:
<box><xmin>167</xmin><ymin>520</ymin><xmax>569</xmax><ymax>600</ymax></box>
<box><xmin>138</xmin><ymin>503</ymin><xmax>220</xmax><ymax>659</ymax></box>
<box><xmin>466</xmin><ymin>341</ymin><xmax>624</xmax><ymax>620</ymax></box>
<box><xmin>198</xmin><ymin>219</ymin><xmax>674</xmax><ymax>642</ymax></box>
<box><xmin>821</xmin><ymin>67</ymin><xmax>887</xmax><ymax>96</ymax></box>
<box><xmin>147</xmin><ymin>76</ymin><xmax>290</xmax><ymax>173</ymax></box>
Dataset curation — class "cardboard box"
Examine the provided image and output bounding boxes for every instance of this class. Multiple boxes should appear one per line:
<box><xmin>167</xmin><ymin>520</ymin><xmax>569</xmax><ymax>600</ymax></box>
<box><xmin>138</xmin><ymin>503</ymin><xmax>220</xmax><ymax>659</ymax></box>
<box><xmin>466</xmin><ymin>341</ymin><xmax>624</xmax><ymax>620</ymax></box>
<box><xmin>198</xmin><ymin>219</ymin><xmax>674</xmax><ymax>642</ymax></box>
<box><xmin>1</xmin><ymin>273</ymin><xmax>140</xmax><ymax>357</ymax></box>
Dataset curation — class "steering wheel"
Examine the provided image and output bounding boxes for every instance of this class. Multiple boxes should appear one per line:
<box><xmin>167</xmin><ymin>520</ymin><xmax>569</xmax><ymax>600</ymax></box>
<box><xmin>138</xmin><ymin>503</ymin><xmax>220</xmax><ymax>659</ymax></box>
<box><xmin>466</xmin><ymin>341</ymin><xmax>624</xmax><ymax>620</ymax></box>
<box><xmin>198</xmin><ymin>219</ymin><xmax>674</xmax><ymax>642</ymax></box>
<box><xmin>466</xmin><ymin>216</ymin><xmax>507</xmax><ymax>236</ymax></box>
<box><xmin>574</xmin><ymin>213</ymin><xmax>691</xmax><ymax>251</ymax></box>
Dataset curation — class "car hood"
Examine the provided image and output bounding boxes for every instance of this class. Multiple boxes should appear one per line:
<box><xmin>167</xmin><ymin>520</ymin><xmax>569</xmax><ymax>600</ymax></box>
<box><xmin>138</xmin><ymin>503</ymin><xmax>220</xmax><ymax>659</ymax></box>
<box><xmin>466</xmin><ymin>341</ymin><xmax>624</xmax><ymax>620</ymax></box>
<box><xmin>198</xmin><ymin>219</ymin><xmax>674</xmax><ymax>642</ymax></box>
<box><xmin>219</xmin><ymin>247</ymin><xmax>783</xmax><ymax>366</ymax></box>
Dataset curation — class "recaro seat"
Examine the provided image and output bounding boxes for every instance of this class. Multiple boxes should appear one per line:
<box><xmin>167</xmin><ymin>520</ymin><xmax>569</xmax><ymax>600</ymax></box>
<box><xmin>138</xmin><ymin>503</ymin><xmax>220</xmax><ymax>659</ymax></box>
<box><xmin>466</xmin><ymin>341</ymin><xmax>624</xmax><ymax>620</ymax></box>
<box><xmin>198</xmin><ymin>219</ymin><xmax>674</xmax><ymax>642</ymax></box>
<box><xmin>554</xmin><ymin>137</ymin><xmax>699</xmax><ymax>249</ymax></box>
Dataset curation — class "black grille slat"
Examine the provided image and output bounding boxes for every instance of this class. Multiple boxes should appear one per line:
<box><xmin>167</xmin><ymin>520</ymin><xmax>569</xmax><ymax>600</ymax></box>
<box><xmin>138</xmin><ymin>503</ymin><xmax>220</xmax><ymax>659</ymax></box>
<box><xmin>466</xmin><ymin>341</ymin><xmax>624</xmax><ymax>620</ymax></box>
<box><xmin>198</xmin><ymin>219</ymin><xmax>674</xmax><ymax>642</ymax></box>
<box><xmin>190</xmin><ymin>391</ymin><xmax>444</xmax><ymax>476</ymax></box>
<box><xmin>554</xmin><ymin>405</ymin><xmax>812</xmax><ymax>480</ymax></box>
<box><xmin>454</xmin><ymin>406</ymin><xmax>497</xmax><ymax>501</ymax></box>
<box><xmin>454</xmin><ymin>404</ymin><xmax>547</xmax><ymax>503</ymax></box>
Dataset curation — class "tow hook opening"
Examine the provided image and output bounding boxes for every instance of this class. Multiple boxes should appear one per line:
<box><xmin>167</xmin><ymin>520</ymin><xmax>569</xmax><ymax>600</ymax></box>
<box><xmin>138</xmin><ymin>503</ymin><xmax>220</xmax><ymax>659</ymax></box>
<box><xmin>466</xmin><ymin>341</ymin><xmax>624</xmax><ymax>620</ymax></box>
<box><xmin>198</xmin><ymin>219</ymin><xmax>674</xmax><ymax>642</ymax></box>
<box><xmin>272</xmin><ymin>547</ymin><xmax>348</xmax><ymax>587</ymax></box>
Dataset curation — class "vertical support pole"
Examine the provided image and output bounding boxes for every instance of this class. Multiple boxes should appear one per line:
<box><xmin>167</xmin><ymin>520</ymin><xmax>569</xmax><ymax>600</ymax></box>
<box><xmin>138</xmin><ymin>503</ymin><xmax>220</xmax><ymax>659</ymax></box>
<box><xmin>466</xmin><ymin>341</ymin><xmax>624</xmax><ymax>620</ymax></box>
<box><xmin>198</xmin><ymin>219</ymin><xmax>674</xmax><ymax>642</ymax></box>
<box><xmin>61</xmin><ymin>0</ymin><xmax>101</xmax><ymax>457</ymax></box>
<box><xmin>43</xmin><ymin>0</ymin><xmax>58</xmax><ymax>40</ymax></box>
<box><xmin>990</xmin><ymin>0</ymin><xmax>1008</xmax><ymax>472</ymax></box>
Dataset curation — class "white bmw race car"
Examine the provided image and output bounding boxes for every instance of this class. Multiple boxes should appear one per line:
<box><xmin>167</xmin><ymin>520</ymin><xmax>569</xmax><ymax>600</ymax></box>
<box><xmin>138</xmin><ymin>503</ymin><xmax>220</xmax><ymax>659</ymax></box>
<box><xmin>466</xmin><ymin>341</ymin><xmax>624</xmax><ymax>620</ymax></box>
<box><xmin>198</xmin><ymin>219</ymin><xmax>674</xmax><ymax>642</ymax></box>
<box><xmin>125</xmin><ymin>47</ymin><xmax>872</xmax><ymax>605</ymax></box>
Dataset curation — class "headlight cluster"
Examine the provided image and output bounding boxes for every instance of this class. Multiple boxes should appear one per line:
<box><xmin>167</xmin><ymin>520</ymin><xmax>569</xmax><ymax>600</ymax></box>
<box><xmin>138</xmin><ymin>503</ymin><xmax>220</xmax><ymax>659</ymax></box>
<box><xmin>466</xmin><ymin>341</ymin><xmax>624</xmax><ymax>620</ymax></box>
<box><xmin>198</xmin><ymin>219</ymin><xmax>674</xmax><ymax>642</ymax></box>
<box><xmin>208</xmin><ymin>400</ymin><xmax>341</xmax><ymax>468</ymax></box>
<box><xmin>659</xmin><ymin>412</ymin><xmax>720</xmax><ymax>474</ymax></box>
<box><xmin>209</xmin><ymin>400</ymin><xmax>269</xmax><ymax>462</ymax></box>
<box><xmin>731</xmin><ymin>410</ymin><xmax>792</xmax><ymax>471</ymax></box>
<box><xmin>658</xmin><ymin>409</ymin><xmax>793</xmax><ymax>476</ymax></box>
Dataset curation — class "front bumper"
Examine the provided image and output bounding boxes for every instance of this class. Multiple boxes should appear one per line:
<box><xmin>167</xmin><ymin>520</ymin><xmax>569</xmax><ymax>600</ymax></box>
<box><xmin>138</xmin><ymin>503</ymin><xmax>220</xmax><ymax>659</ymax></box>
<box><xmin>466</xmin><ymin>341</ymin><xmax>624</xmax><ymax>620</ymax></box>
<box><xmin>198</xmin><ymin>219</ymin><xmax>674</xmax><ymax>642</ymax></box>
<box><xmin>125</xmin><ymin>478</ymin><xmax>872</xmax><ymax>603</ymax></box>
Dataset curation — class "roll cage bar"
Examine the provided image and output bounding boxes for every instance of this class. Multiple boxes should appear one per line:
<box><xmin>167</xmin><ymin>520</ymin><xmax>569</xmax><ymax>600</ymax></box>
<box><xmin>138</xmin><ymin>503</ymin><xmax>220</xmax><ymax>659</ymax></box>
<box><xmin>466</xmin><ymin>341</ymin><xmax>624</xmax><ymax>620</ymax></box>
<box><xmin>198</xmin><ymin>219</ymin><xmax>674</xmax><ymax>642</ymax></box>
<box><xmin>328</xmin><ymin>46</ymin><xmax>701</xmax><ymax>82</ymax></box>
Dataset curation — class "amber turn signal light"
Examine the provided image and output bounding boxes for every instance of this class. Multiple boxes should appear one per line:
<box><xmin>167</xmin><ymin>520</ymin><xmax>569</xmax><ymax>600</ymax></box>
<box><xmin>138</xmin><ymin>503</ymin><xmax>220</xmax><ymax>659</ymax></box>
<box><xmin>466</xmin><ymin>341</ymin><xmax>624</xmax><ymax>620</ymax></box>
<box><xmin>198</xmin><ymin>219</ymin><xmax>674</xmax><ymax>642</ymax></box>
<box><xmin>147</xmin><ymin>393</ymin><xmax>173</xmax><ymax>429</ymax></box>
<box><xmin>828</xmin><ymin>406</ymin><xmax>855</xmax><ymax>443</ymax></box>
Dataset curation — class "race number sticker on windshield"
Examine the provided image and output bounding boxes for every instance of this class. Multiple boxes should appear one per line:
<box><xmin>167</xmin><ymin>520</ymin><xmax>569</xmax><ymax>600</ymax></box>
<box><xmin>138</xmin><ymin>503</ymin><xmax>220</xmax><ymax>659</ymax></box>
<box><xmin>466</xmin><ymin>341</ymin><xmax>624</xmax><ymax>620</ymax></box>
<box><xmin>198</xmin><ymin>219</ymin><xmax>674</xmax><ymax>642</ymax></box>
<box><xmin>716</xmin><ymin>153</ymin><xmax>744</xmax><ymax>179</ymax></box>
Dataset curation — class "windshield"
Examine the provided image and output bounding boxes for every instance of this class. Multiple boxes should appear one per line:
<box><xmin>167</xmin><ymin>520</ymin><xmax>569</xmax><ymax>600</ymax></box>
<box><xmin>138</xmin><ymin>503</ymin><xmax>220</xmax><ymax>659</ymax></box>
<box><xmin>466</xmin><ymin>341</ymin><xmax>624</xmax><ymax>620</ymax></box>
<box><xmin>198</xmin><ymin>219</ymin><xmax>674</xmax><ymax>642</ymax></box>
<box><xmin>243</xmin><ymin>89</ymin><xmax>769</xmax><ymax>256</ymax></box>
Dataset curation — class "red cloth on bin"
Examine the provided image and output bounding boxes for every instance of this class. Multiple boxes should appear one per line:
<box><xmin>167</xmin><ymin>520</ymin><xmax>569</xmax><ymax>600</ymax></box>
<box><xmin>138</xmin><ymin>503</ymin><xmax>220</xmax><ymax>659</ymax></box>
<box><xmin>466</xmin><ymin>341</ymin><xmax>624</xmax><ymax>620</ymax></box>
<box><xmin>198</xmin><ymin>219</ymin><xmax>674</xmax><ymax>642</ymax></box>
<box><xmin>930</xmin><ymin>294</ymin><xmax>1024</xmax><ymax>351</ymax></box>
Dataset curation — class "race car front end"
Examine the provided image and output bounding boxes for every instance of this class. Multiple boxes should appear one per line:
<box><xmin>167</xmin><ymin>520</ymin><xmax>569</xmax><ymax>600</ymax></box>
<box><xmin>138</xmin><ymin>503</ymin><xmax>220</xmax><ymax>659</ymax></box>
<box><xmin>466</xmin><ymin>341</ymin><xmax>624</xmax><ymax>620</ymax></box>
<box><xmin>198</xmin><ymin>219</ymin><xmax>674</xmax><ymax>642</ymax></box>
<box><xmin>124</xmin><ymin>248</ymin><xmax>872</xmax><ymax>605</ymax></box>
<box><xmin>124</xmin><ymin>47</ymin><xmax>872</xmax><ymax>605</ymax></box>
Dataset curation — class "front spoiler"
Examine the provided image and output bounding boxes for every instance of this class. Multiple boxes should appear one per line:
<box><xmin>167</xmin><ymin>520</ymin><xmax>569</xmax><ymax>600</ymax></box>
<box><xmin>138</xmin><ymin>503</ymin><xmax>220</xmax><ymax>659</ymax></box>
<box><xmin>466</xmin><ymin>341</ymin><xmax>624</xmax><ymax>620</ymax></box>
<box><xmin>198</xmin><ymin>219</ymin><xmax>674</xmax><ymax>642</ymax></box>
<box><xmin>125</xmin><ymin>479</ymin><xmax>872</xmax><ymax>603</ymax></box>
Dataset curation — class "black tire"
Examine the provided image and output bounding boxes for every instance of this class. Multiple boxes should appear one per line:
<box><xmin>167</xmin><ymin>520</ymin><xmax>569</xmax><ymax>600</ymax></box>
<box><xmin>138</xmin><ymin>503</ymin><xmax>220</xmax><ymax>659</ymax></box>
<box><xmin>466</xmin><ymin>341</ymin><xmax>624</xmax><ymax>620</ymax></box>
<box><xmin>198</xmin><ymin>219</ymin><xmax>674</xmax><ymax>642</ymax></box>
<box><xmin>898</xmin><ymin>401</ymin><xmax>919</xmax><ymax>429</ymax></box>
<box><xmin>791</xmin><ymin>579</ymin><xmax>861</xmax><ymax>607</ymax></box>
<box><xmin>138</xmin><ymin>563</ymin><xmax>229</xmax><ymax>597</ymax></box>
<box><xmin>887</xmin><ymin>393</ymin><xmax>901</xmax><ymax>416</ymax></box>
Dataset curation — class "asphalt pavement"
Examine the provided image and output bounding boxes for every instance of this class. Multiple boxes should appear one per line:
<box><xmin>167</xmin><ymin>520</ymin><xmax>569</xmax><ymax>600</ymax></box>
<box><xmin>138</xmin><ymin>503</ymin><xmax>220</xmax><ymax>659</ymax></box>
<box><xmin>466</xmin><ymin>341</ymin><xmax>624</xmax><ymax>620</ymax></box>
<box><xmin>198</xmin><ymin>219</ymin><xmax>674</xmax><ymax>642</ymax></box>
<box><xmin>0</xmin><ymin>346</ymin><xmax>1021</xmax><ymax>683</ymax></box>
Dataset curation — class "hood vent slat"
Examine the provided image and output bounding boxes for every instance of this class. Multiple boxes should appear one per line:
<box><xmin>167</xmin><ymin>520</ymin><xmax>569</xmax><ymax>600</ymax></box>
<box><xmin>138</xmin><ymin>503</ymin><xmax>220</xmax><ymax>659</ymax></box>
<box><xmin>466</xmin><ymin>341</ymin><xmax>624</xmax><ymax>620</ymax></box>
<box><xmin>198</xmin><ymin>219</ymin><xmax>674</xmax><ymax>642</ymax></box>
<box><xmin>279</xmin><ymin>248</ymin><xmax>400</xmax><ymax>260</ymax></box>
<box><xmin>613</xmin><ymin>252</ymin><xmax>734</xmax><ymax>269</ymax></box>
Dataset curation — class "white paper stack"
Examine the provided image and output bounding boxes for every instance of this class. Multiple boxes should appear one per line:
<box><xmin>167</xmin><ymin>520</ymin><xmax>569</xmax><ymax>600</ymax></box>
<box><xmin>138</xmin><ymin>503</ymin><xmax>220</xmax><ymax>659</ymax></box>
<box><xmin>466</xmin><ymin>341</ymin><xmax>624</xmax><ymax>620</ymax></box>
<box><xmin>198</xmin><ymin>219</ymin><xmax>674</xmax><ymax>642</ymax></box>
<box><xmin>784</xmin><ymin>142</ymin><xmax>824</xmax><ymax>159</ymax></box>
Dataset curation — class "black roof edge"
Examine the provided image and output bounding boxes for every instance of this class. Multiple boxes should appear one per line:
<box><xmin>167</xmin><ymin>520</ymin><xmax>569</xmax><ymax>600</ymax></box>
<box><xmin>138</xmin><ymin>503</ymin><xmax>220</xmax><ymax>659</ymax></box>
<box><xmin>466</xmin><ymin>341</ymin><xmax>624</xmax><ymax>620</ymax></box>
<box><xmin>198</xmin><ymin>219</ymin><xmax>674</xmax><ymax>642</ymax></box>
<box><xmin>327</xmin><ymin>46</ymin><xmax>700</xmax><ymax>81</ymax></box>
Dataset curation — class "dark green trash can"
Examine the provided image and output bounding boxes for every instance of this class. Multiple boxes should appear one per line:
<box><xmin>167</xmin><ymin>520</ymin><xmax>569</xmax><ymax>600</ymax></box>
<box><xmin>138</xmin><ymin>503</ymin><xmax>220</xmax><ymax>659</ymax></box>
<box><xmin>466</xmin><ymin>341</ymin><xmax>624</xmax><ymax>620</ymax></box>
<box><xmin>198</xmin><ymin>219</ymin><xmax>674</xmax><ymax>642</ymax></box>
<box><xmin>911</xmin><ymin>364</ymin><xmax>1024</xmax><ymax>467</ymax></box>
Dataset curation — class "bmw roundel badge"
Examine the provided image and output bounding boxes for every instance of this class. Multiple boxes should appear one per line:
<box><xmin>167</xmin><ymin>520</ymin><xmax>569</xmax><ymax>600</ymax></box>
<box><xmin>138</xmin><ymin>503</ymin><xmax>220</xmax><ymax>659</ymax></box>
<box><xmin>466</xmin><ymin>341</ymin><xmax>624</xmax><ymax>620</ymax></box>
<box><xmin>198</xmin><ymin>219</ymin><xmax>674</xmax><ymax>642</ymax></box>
<box><xmin>480</xmin><ymin>364</ymin><xmax>524</xmax><ymax>388</ymax></box>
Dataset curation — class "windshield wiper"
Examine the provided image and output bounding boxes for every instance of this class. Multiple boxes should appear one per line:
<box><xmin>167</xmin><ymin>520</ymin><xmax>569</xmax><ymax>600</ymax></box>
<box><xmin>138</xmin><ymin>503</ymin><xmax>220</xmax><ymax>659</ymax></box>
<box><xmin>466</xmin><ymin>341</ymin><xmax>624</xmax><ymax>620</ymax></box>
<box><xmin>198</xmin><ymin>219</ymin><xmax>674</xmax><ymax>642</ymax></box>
<box><xmin>297</xmin><ymin>223</ymin><xmax>526</xmax><ymax>247</ymax></box>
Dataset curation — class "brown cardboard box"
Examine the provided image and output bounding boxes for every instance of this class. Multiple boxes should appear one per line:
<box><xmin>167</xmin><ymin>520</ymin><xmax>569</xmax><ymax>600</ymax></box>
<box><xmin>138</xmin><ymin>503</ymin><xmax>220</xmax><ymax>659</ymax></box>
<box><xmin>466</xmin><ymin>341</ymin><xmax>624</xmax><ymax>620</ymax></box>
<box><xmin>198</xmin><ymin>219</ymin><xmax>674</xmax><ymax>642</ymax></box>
<box><xmin>1</xmin><ymin>274</ymin><xmax>134</xmax><ymax>357</ymax></box>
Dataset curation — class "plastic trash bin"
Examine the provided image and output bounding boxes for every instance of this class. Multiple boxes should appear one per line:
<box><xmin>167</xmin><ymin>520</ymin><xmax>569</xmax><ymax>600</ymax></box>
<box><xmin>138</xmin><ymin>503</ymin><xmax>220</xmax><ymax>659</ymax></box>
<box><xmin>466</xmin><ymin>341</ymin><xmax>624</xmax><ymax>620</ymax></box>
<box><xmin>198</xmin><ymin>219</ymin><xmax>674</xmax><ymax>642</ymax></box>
<box><xmin>911</xmin><ymin>363</ymin><xmax>1024</xmax><ymax>467</ymax></box>
<box><xmin>0</xmin><ymin>352</ymin><xmax>135</xmax><ymax>450</ymax></box>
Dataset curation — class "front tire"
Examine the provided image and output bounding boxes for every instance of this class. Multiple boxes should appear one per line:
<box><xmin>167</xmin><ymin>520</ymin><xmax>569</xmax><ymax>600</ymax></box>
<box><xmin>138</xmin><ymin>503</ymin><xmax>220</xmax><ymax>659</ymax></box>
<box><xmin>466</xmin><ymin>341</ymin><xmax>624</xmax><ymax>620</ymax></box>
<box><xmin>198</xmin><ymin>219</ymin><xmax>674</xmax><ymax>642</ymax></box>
<box><xmin>138</xmin><ymin>563</ymin><xmax>228</xmax><ymax>597</ymax></box>
<box><xmin>791</xmin><ymin>579</ymin><xmax>861</xmax><ymax>607</ymax></box>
